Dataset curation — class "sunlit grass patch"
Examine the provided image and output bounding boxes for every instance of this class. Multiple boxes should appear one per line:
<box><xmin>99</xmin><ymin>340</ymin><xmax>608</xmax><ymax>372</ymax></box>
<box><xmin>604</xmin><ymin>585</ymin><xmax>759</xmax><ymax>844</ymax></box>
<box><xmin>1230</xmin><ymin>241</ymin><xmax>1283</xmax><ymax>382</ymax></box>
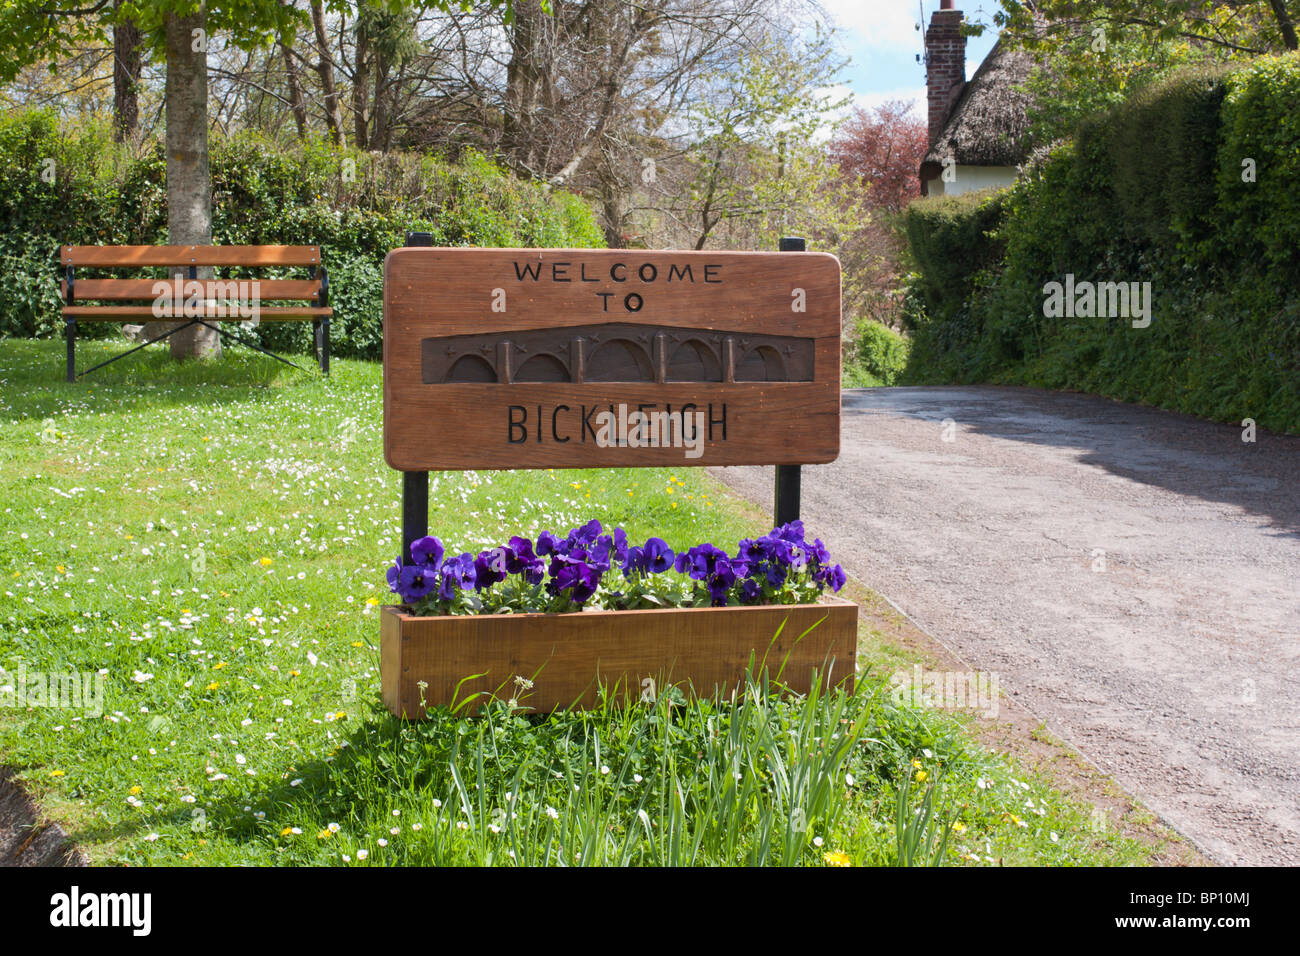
<box><xmin>1</xmin><ymin>339</ymin><xmax>1162</xmax><ymax>865</ymax></box>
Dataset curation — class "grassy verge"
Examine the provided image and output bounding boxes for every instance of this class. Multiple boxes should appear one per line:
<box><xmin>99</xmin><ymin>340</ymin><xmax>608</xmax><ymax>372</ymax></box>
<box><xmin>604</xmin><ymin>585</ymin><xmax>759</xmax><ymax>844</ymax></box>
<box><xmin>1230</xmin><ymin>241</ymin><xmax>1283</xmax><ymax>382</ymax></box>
<box><xmin>2</xmin><ymin>338</ymin><xmax>1172</xmax><ymax>865</ymax></box>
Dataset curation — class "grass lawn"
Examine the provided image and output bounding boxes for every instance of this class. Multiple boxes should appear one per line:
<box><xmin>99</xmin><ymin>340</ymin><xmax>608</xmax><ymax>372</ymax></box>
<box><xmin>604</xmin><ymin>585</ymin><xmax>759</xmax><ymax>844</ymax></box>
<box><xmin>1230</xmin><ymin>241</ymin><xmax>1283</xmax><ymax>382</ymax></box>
<box><xmin>1</xmin><ymin>338</ymin><xmax>1173</xmax><ymax>865</ymax></box>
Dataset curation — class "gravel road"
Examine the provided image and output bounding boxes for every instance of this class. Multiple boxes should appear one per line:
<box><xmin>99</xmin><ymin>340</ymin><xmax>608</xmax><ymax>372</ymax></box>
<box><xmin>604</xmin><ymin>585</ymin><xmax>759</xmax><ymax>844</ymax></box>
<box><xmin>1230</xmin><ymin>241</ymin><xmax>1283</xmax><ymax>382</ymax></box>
<box><xmin>712</xmin><ymin>386</ymin><xmax>1299</xmax><ymax>866</ymax></box>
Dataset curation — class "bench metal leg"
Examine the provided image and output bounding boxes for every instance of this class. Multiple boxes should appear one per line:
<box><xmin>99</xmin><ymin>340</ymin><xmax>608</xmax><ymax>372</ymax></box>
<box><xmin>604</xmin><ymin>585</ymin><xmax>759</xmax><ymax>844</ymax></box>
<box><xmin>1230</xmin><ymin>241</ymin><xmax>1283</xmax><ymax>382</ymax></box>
<box><xmin>73</xmin><ymin>318</ymin><xmax>313</xmax><ymax>378</ymax></box>
<box><xmin>320</xmin><ymin>317</ymin><xmax>330</xmax><ymax>375</ymax></box>
<box><xmin>76</xmin><ymin>320</ymin><xmax>201</xmax><ymax>378</ymax></box>
<box><xmin>65</xmin><ymin>318</ymin><xmax>76</xmax><ymax>383</ymax></box>
<box><xmin>194</xmin><ymin>320</ymin><xmax>303</xmax><ymax>371</ymax></box>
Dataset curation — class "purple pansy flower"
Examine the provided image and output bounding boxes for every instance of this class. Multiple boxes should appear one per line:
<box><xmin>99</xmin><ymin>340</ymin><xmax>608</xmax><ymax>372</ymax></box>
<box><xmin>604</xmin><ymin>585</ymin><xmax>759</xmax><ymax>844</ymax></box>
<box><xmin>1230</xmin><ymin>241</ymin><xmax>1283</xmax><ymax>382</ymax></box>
<box><xmin>641</xmin><ymin>537</ymin><xmax>674</xmax><ymax>574</ymax></box>
<box><xmin>387</xmin><ymin>560</ymin><xmax>437</xmax><ymax>603</ymax></box>
<box><xmin>410</xmin><ymin>535</ymin><xmax>445</xmax><ymax>568</ymax></box>
<box><xmin>437</xmin><ymin>553</ymin><xmax>477</xmax><ymax>600</ymax></box>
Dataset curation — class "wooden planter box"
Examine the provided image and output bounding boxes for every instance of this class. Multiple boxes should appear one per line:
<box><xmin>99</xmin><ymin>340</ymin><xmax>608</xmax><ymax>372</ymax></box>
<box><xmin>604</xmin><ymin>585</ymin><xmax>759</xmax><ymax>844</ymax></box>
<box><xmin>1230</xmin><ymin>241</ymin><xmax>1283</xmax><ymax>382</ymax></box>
<box><xmin>381</xmin><ymin>598</ymin><xmax>858</xmax><ymax>718</ymax></box>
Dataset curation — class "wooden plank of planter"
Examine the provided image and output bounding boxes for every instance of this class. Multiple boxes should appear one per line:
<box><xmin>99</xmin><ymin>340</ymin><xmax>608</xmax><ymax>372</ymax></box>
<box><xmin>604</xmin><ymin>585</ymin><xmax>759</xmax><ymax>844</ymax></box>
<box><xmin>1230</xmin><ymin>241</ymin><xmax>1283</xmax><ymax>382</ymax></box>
<box><xmin>380</xmin><ymin>598</ymin><xmax>857</xmax><ymax>718</ymax></box>
<box><xmin>383</xmin><ymin>248</ymin><xmax>842</xmax><ymax>471</ymax></box>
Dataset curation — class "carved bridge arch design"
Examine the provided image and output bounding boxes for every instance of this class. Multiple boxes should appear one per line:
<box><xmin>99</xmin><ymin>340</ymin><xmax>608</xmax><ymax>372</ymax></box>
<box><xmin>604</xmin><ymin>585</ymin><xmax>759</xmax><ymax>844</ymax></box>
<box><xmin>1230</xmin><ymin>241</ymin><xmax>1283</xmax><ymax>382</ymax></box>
<box><xmin>422</xmin><ymin>323</ymin><xmax>814</xmax><ymax>385</ymax></box>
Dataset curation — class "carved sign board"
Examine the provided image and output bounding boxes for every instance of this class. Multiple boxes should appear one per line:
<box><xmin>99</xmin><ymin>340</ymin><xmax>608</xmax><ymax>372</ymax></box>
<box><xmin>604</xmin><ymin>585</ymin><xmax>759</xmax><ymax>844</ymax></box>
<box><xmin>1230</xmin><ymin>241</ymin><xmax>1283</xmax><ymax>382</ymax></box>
<box><xmin>383</xmin><ymin>248</ymin><xmax>841</xmax><ymax>471</ymax></box>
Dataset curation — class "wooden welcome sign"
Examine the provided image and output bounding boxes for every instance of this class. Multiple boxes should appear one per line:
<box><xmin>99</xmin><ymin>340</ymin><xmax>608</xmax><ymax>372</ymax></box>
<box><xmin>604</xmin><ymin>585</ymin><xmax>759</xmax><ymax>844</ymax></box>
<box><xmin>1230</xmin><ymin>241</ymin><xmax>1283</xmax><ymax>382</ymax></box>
<box><xmin>383</xmin><ymin>247</ymin><xmax>841</xmax><ymax>470</ymax></box>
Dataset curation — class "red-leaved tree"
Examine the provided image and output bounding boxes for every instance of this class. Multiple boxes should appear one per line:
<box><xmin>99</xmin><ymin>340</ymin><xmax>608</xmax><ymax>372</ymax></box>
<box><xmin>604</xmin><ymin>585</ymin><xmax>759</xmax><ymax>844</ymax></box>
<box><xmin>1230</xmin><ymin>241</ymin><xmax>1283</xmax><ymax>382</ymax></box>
<box><xmin>826</xmin><ymin>100</ymin><xmax>929</xmax><ymax>330</ymax></box>
<box><xmin>830</xmin><ymin>100</ymin><xmax>929</xmax><ymax>212</ymax></box>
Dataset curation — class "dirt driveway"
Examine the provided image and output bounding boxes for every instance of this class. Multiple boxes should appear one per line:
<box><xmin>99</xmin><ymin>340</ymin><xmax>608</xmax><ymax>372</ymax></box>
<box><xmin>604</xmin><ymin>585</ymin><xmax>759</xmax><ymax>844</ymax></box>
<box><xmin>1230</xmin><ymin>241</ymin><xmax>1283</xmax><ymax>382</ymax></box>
<box><xmin>712</xmin><ymin>386</ymin><xmax>1300</xmax><ymax>866</ymax></box>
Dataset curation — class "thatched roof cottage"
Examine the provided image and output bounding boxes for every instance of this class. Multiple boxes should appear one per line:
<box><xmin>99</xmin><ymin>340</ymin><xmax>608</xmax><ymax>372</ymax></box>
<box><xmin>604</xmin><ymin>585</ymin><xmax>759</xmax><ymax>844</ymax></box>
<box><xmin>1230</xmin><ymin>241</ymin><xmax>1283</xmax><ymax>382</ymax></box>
<box><xmin>919</xmin><ymin>1</ymin><xmax>1035</xmax><ymax>196</ymax></box>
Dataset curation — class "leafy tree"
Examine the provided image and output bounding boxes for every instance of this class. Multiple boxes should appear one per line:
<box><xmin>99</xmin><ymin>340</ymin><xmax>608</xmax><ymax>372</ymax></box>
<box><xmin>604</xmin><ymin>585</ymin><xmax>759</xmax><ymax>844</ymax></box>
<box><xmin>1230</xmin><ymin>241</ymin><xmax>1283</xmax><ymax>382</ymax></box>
<box><xmin>997</xmin><ymin>0</ymin><xmax>1298</xmax><ymax>55</ymax></box>
<box><xmin>0</xmin><ymin>0</ymin><xmax>508</xmax><ymax>358</ymax></box>
<box><xmin>826</xmin><ymin>100</ymin><xmax>928</xmax><ymax>330</ymax></box>
<box><xmin>993</xmin><ymin>1</ymin><xmax>1295</xmax><ymax>146</ymax></box>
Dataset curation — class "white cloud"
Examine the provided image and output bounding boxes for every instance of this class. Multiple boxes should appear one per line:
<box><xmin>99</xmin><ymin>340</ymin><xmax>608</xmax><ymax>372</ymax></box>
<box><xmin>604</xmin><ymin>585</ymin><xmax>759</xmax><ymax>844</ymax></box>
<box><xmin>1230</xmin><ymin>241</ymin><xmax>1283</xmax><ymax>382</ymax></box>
<box><xmin>818</xmin><ymin>0</ymin><xmax>925</xmax><ymax>50</ymax></box>
<box><xmin>852</xmin><ymin>87</ymin><xmax>927</xmax><ymax>117</ymax></box>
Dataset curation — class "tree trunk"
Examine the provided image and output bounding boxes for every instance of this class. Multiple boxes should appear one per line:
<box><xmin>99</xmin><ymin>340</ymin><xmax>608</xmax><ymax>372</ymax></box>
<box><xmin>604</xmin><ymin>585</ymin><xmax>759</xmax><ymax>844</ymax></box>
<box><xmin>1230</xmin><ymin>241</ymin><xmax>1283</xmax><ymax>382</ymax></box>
<box><xmin>1268</xmin><ymin>0</ymin><xmax>1299</xmax><ymax>50</ymax></box>
<box><xmin>162</xmin><ymin>7</ymin><xmax>220</xmax><ymax>360</ymax></box>
<box><xmin>503</xmin><ymin>0</ymin><xmax>546</xmax><ymax>175</ymax></box>
<box><xmin>353</xmin><ymin>18</ymin><xmax>371</xmax><ymax>150</ymax></box>
<box><xmin>370</xmin><ymin>48</ymin><xmax>392</xmax><ymax>152</ymax></box>
<box><xmin>282</xmin><ymin>42</ymin><xmax>309</xmax><ymax>139</ymax></box>
<box><xmin>112</xmin><ymin>14</ymin><xmax>142</xmax><ymax>144</ymax></box>
<box><xmin>597</xmin><ymin>159</ymin><xmax>628</xmax><ymax>249</ymax></box>
<box><xmin>309</xmin><ymin>0</ymin><xmax>345</xmax><ymax>146</ymax></box>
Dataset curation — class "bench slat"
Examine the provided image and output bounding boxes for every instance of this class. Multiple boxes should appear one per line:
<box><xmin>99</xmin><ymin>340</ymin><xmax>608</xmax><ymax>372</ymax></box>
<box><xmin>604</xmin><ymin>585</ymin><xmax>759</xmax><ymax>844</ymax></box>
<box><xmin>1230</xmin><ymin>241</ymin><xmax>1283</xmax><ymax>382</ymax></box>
<box><xmin>61</xmin><ymin>279</ymin><xmax>323</xmax><ymax>301</ymax></box>
<box><xmin>63</xmin><ymin>306</ymin><xmax>332</xmax><ymax>320</ymax></box>
<box><xmin>61</xmin><ymin>245</ymin><xmax>322</xmax><ymax>267</ymax></box>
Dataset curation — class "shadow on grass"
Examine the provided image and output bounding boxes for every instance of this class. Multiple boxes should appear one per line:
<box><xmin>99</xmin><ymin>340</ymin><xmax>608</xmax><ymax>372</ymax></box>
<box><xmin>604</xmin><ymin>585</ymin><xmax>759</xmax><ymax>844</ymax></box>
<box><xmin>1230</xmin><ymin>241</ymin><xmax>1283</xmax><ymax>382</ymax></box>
<box><xmin>0</xmin><ymin>339</ymin><xmax>331</xmax><ymax>423</ymax></box>
<box><xmin>150</xmin><ymin>708</ymin><xmax>445</xmax><ymax>860</ymax></box>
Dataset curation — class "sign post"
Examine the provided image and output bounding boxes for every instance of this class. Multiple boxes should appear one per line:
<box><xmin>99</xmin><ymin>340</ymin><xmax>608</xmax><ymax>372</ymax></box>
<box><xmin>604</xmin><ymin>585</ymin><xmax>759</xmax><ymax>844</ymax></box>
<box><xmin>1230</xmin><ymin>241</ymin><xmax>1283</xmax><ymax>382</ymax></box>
<box><xmin>399</xmin><ymin>231</ymin><xmax>435</xmax><ymax>567</ymax></box>
<box><xmin>388</xmin><ymin>236</ymin><xmax>841</xmax><ymax>565</ymax></box>
<box><xmin>774</xmin><ymin>236</ymin><xmax>806</xmax><ymax>526</ymax></box>
<box><xmin>380</xmin><ymin>237</ymin><xmax>850</xmax><ymax>716</ymax></box>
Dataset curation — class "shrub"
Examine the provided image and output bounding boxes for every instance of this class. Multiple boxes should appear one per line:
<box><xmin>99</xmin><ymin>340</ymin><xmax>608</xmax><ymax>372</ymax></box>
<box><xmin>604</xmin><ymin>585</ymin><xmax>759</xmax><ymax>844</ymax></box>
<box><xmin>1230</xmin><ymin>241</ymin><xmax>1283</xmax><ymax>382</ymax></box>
<box><xmin>0</xmin><ymin>111</ymin><xmax>606</xmax><ymax>357</ymax></box>
<box><xmin>899</xmin><ymin>54</ymin><xmax>1300</xmax><ymax>434</ymax></box>
<box><xmin>1105</xmin><ymin>63</ymin><xmax>1230</xmax><ymax>250</ymax></box>
<box><xmin>846</xmin><ymin>319</ymin><xmax>910</xmax><ymax>387</ymax></box>
<box><xmin>1215</xmin><ymin>53</ymin><xmax>1300</xmax><ymax>281</ymax></box>
<box><xmin>901</xmin><ymin>189</ymin><xmax>1007</xmax><ymax>325</ymax></box>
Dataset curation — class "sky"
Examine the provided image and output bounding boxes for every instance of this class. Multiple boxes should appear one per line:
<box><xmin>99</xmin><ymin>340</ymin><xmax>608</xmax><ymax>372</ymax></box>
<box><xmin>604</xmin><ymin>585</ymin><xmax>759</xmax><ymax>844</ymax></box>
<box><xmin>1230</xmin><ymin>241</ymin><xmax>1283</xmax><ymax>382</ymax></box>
<box><xmin>817</xmin><ymin>0</ymin><xmax>1001</xmax><ymax>119</ymax></box>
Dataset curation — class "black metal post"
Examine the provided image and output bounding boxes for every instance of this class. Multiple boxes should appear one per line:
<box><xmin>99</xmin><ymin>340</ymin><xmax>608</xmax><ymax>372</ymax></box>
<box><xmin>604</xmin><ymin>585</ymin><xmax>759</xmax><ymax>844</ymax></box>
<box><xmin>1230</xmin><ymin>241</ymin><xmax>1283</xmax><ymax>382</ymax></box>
<box><xmin>401</xmin><ymin>472</ymin><xmax>429</xmax><ymax>565</ymax></box>
<box><xmin>316</xmin><ymin>264</ymin><xmax>330</xmax><ymax>375</ymax></box>
<box><xmin>774</xmin><ymin>236</ymin><xmax>805</xmax><ymax>528</ymax></box>
<box><xmin>399</xmin><ymin>230</ymin><xmax>434</xmax><ymax>564</ymax></box>
<box><xmin>65</xmin><ymin>265</ymin><xmax>76</xmax><ymax>382</ymax></box>
<box><xmin>65</xmin><ymin>319</ymin><xmax>76</xmax><ymax>383</ymax></box>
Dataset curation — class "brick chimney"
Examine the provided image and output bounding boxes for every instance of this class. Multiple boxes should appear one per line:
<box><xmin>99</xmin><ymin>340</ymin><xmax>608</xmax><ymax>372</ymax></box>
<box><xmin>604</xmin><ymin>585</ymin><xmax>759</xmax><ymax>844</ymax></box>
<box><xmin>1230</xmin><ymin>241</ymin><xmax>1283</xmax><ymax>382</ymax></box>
<box><xmin>925</xmin><ymin>0</ymin><xmax>967</xmax><ymax>146</ymax></box>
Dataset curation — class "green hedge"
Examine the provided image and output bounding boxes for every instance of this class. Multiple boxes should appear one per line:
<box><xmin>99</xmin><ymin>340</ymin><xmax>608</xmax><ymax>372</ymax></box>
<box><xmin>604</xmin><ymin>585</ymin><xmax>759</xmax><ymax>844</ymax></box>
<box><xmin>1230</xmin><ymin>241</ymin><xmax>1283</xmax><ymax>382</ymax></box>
<box><xmin>844</xmin><ymin>319</ymin><xmax>910</xmax><ymax>387</ymax></box>
<box><xmin>0</xmin><ymin>110</ymin><xmax>605</xmax><ymax>358</ymax></box>
<box><xmin>899</xmin><ymin>54</ymin><xmax>1300</xmax><ymax>434</ymax></box>
<box><xmin>902</xmin><ymin>189</ymin><xmax>1007</xmax><ymax>323</ymax></box>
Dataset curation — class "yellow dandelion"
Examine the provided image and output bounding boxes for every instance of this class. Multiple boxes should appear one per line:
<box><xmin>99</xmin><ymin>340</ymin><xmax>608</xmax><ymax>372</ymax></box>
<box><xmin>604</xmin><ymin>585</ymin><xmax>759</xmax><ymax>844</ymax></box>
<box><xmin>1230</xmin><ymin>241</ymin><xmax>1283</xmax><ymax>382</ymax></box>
<box><xmin>129</xmin><ymin>785</ymin><xmax>142</xmax><ymax>795</ymax></box>
<box><xmin>213</xmin><ymin>661</ymin><xmax>227</xmax><ymax>670</ymax></box>
<box><xmin>49</xmin><ymin>770</ymin><xmax>65</xmax><ymax>778</ymax></box>
<box><xmin>289</xmin><ymin>669</ymin><xmax>300</xmax><ymax>677</ymax></box>
<box><xmin>259</xmin><ymin>557</ymin><xmax>273</xmax><ymax>566</ymax></box>
<box><xmin>206</xmin><ymin>681</ymin><xmax>220</xmax><ymax>691</ymax></box>
<box><xmin>915</xmin><ymin>770</ymin><xmax>928</xmax><ymax>782</ymax></box>
<box><xmin>823</xmin><ymin>850</ymin><xmax>851</xmax><ymax>867</ymax></box>
<box><xmin>56</xmin><ymin>564</ymin><xmax>66</xmax><ymax>573</ymax></box>
<box><xmin>317</xmin><ymin>829</ymin><xmax>333</xmax><ymax>840</ymax></box>
<box><xmin>911</xmin><ymin>758</ymin><xmax>923</xmax><ymax>769</ymax></box>
<box><xmin>952</xmin><ymin>821</ymin><xmax>967</xmax><ymax>834</ymax></box>
<box><xmin>351</xmin><ymin>641</ymin><xmax>364</xmax><ymax>648</ymax></box>
<box><xmin>281</xmin><ymin>827</ymin><xmax>295</xmax><ymax>837</ymax></box>
<box><xmin>365</xmin><ymin>597</ymin><xmax>379</xmax><ymax>606</ymax></box>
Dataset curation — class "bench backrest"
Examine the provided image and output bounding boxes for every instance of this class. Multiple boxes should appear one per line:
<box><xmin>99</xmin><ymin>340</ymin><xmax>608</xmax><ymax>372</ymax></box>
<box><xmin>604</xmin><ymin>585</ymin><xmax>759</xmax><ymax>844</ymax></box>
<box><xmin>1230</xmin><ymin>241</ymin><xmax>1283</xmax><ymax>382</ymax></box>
<box><xmin>61</xmin><ymin>245</ymin><xmax>322</xmax><ymax>267</ymax></box>
<box><xmin>61</xmin><ymin>245</ymin><xmax>325</xmax><ymax>305</ymax></box>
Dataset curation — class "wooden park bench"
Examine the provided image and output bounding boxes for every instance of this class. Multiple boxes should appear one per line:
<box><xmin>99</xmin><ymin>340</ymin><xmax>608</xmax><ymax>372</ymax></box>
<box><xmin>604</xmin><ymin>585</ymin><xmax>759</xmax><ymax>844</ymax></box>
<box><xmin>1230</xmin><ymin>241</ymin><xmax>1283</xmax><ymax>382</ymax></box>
<box><xmin>60</xmin><ymin>244</ymin><xmax>331</xmax><ymax>381</ymax></box>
